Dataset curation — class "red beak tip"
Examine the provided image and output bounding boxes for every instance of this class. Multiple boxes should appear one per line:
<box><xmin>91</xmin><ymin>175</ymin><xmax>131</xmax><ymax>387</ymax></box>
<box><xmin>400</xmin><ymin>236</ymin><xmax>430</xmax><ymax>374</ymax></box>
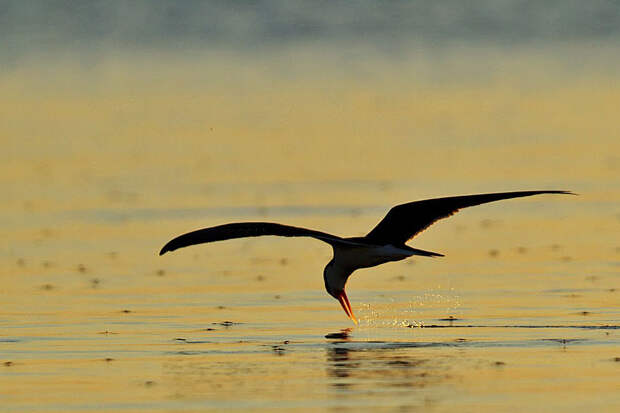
<box><xmin>337</xmin><ymin>290</ymin><xmax>357</xmax><ymax>325</ymax></box>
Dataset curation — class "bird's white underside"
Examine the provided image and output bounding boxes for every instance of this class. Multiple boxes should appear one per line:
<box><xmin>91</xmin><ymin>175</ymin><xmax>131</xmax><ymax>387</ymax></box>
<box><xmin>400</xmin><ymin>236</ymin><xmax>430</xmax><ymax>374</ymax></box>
<box><xmin>334</xmin><ymin>244</ymin><xmax>414</xmax><ymax>270</ymax></box>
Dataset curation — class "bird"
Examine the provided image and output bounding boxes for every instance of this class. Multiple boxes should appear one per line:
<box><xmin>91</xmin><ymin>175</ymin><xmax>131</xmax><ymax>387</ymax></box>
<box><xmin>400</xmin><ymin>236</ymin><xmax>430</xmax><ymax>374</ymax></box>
<box><xmin>159</xmin><ymin>190</ymin><xmax>572</xmax><ymax>324</ymax></box>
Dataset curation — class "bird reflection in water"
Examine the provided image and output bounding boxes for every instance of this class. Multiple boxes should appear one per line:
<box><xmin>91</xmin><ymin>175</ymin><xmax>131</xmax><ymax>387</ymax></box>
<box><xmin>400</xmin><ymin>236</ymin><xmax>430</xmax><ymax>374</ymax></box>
<box><xmin>324</xmin><ymin>329</ymin><xmax>442</xmax><ymax>393</ymax></box>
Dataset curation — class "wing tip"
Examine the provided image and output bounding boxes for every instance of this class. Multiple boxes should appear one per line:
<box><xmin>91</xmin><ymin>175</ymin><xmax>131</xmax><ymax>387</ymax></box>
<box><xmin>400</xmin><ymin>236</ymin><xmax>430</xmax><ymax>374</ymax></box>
<box><xmin>159</xmin><ymin>243</ymin><xmax>174</xmax><ymax>256</ymax></box>
<box><xmin>548</xmin><ymin>190</ymin><xmax>577</xmax><ymax>195</ymax></box>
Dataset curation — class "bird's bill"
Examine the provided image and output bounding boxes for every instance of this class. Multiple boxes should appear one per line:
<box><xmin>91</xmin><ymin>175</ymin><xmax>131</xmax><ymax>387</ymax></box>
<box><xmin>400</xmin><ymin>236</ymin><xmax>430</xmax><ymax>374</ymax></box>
<box><xmin>337</xmin><ymin>290</ymin><xmax>358</xmax><ymax>325</ymax></box>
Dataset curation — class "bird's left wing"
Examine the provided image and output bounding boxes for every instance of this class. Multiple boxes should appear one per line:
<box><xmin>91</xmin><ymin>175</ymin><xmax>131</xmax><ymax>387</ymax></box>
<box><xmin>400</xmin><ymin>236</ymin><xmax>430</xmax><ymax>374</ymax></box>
<box><xmin>160</xmin><ymin>222</ymin><xmax>359</xmax><ymax>255</ymax></box>
<box><xmin>364</xmin><ymin>190</ymin><xmax>573</xmax><ymax>245</ymax></box>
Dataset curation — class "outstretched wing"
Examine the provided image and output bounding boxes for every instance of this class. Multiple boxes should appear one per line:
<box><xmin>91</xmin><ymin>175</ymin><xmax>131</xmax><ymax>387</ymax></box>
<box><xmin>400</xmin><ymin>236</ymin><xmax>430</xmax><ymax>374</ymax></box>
<box><xmin>365</xmin><ymin>190</ymin><xmax>573</xmax><ymax>245</ymax></box>
<box><xmin>160</xmin><ymin>222</ymin><xmax>353</xmax><ymax>255</ymax></box>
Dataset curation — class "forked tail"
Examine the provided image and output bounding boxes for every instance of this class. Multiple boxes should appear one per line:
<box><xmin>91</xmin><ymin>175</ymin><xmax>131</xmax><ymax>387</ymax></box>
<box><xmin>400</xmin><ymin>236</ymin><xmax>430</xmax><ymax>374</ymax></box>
<box><xmin>406</xmin><ymin>246</ymin><xmax>444</xmax><ymax>257</ymax></box>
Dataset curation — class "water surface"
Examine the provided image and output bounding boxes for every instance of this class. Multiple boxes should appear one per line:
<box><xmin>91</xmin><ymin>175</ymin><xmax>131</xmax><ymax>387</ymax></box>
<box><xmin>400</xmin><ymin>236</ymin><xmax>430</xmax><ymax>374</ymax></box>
<box><xmin>2</xmin><ymin>2</ymin><xmax>620</xmax><ymax>411</ymax></box>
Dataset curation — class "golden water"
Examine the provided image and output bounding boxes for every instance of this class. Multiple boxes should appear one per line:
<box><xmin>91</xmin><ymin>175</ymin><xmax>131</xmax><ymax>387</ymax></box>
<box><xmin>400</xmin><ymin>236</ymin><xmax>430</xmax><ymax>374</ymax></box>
<box><xmin>1</xmin><ymin>49</ymin><xmax>619</xmax><ymax>412</ymax></box>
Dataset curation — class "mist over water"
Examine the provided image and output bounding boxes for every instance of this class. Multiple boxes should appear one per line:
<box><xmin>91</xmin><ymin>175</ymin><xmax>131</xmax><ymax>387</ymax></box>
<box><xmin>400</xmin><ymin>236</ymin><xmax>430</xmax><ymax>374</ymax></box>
<box><xmin>2</xmin><ymin>2</ymin><xmax>619</xmax><ymax>412</ymax></box>
<box><xmin>3</xmin><ymin>0</ymin><xmax>620</xmax><ymax>66</ymax></box>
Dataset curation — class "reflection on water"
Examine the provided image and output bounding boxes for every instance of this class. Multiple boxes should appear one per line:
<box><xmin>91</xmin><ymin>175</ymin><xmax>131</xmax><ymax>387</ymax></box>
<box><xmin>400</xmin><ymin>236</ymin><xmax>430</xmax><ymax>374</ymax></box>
<box><xmin>326</xmin><ymin>345</ymin><xmax>438</xmax><ymax>392</ymax></box>
<box><xmin>325</xmin><ymin>329</ymin><xmax>443</xmax><ymax>394</ymax></box>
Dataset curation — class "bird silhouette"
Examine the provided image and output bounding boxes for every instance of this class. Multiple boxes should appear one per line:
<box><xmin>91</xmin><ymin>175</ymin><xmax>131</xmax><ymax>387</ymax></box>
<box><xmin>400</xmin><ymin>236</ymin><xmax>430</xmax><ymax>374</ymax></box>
<box><xmin>160</xmin><ymin>190</ymin><xmax>572</xmax><ymax>324</ymax></box>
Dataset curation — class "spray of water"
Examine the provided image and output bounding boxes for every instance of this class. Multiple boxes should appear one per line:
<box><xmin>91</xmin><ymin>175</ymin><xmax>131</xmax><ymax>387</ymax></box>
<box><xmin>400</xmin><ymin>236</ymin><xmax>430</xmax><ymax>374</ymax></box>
<box><xmin>357</xmin><ymin>286</ymin><xmax>462</xmax><ymax>329</ymax></box>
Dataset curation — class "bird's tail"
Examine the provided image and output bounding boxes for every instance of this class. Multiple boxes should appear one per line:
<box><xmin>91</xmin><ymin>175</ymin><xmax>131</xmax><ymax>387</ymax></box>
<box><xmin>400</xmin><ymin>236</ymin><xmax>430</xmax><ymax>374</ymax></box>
<box><xmin>406</xmin><ymin>246</ymin><xmax>444</xmax><ymax>257</ymax></box>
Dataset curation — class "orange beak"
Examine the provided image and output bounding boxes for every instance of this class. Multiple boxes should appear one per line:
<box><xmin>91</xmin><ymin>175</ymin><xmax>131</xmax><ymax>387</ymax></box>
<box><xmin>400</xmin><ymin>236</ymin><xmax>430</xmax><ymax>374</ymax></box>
<box><xmin>336</xmin><ymin>290</ymin><xmax>358</xmax><ymax>325</ymax></box>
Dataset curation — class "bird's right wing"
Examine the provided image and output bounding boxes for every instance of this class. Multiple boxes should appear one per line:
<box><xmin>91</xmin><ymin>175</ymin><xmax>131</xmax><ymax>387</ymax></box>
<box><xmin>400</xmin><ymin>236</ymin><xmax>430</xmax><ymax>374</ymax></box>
<box><xmin>160</xmin><ymin>222</ymin><xmax>360</xmax><ymax>255</ymax></box>
<box><xmin>365</xmin><ymin>190</ymin><xmax>573</xmax><ymax>245</ymax></box>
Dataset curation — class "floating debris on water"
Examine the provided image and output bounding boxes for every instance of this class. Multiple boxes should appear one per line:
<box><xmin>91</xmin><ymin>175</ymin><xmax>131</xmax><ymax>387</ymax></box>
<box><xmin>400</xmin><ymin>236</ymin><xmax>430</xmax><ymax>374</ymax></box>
<box><xmin>103</xmin><ymin>358</ymin><xmax>114</xmax><ymax>362</ymax></box>
<box><xmin>579</xmin><ymin>311</ymin><xmax>591</xmax><ymax>316</ymax></box>
<box><xmin>216</xmin><ymin>305</ymin><xmax>226</xmax><ymax>309</ymax></box>
<box><xmin>144</xmin><ymin>381</ymin><xmax>156</xmax><ymax>387</ymax></box>
<box><xmin>3</xmin><ymin>361</ymin><xmax>13</xmax><ymax>367</ymax></box>
<box><xmin>90</xmin><ymin>278</ymin><xmax>101</xmax><ymax>288</ymax></box>
<box><xmin>325</xmin><ymin>329</ymin><xmax>351</xmax><ymax>339</ymax></box>
<box><xmin>213</xmin><ymin>321</ymin><xmax>240</xmax><ymax>327</ymax></box>
<box><xmin>488</xmin><ymin>249</ymin><xmax>499</xmax><ymax>258</ymax></box>
<box><xmin>494</xmin><ymin>361</ymin><xmax>506</xmax><ymax>366</ymax></box>
<box><xmin>279</xmin><ymin>258</ymin><xmax>288</xmax><ymax>266</ymax></box>
<box><xmin>274</xmin><ymin>295</ymin><xmax>281</xmax><ymax>299</ymax></box>
<box><xmin>77</xmin><ymin>264</ymin><xmax>87</xmax><ymax>273</ymax></box>
<box><xmin>256</xmin><ymin>275</ymin><xmax>265</xmax><ymax>281</ymax></box>
<box><xmin>40</xmin><ymin>284</ymin><xmax>54</xmax><ymax>291</ymax></box>
<box><xmin>439</xmin><ymin>316</ymin><xmax>459</xmax><ymax>322</ymax></box>
<box><xmin>121</xmin><ymin>309</ymin><xmax>132</xmax><ymax>313</ymax></box>
<box><xmin>156</xmin><ymin>269</ymin><xmax>165</xmax><ymax>276</ymax></box>
<box><xmin>97</xmin><ymin>331</ymin><xmax>118</xmax><ymax>335</ymax></box>
<box><xmin>271</xmin><ymin>345</ymin><xmax>286</xmax><ymax>355</ymax></box>
<box><xmin>386</xmin><ymin>360</ymin><xmax>412</xmax><ymax>366</ymax></box>
<box><xmin>517</xmin><ymin>246</ymin><xmax>528</xmax><ymax>254</ymax></box>
<box><xmin>171</xmin><ymin>337</ymin><xmax>211</xmax><ymax>344</ymax></box>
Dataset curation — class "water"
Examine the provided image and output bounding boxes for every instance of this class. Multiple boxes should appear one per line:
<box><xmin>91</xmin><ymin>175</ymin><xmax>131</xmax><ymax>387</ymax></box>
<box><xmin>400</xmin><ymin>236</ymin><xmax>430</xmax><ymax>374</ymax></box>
<box><xmin>2</xmin><ymin>2</ymin><xmax>620</xmax><ymax>411</ymax></box>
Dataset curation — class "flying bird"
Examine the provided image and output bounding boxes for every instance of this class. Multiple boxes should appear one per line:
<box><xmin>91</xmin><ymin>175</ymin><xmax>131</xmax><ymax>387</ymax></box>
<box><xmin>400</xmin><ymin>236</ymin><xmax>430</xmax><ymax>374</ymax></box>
<box><xmin>159</xmin><ymin>190</ymin><xmax>572</xmax><ymax>324</ymax></box>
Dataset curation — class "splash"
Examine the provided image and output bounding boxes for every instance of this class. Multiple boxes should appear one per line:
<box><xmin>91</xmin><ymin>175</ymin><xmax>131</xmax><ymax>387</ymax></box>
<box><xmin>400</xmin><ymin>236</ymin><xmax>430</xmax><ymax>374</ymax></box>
<box><xmin>357</xmin><ymin>287</ymin><xmax>462</xmax><ymax>329</ymax></box>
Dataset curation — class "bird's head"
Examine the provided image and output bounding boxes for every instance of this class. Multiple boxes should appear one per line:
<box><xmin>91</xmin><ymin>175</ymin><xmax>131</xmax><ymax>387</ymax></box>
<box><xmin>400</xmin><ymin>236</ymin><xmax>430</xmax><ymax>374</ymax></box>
<box><xmin>323</xmin><ymin>259</ymin><xmax>357</xmax><ymax>325</ymax></box>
